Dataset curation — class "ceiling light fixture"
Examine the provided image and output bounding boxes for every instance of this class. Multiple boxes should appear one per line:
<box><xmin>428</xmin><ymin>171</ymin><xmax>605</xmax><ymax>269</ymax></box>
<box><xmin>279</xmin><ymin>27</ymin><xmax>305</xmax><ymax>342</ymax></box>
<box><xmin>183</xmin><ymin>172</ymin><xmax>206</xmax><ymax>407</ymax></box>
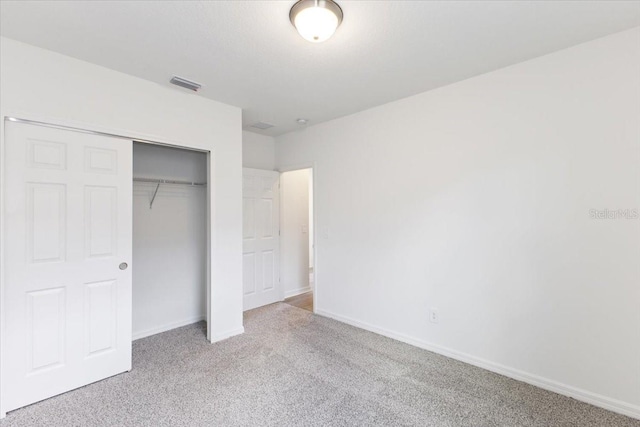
<box><xmin>296</xmin><ymin>118</ymin><xmax>308</xmax><ymax>125</ymax></box>
<box><xmin>290</xmin><ymin>0</ymin><xmax>343</xmax><ymax>43</ymax></box>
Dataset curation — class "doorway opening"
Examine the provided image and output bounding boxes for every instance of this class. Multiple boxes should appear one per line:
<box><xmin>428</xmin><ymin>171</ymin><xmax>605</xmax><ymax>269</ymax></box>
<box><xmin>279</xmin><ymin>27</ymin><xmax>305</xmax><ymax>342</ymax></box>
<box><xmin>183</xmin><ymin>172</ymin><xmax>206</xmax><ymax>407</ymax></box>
<box><xmin>132</xmin><ymin>142</ymin><xmax>209</xmax><ymax>339</ymax></box>
<box><xmin>280</xmin><ymin>168</ymin><xmax>314</xmax><ymax>312</ymax></box>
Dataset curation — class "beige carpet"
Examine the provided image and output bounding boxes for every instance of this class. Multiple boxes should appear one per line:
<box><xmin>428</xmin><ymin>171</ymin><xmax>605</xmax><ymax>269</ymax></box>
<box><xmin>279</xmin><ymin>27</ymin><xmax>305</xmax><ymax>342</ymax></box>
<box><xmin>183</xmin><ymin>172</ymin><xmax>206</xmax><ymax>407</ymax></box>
<box><xmin>2</xmin><ymin>303</ymin><xmax>638</xmax><ymax>426</ymax></box>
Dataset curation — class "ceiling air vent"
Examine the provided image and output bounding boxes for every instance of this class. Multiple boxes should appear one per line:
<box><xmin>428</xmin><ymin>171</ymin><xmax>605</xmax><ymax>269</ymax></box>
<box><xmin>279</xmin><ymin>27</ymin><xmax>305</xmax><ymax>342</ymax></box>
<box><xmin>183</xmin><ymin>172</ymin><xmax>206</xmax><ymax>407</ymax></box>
<box><xmin>170</xmin><ymin>76</ymin><xmax>201</xmax><ymax>92</ymax></box>
<box><xmin>249</xmin><ymin>122</ymin><xmax>275</xmax><ymax>130</ymax></box>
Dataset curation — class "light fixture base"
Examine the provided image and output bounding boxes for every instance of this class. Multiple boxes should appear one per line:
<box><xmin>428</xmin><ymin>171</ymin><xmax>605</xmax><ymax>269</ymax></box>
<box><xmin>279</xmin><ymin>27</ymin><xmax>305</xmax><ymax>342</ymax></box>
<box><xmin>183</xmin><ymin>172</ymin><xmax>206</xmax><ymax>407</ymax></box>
<box><xmin>290</xmin><ymin>0</ymin><xmax>343</xmax><ymax>43</ymax></box>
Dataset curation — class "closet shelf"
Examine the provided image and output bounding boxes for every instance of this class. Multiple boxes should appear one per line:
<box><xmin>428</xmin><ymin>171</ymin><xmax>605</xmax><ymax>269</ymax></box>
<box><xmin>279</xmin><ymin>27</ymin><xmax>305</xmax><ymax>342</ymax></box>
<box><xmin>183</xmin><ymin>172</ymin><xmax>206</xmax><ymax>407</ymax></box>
<box><xmin>133</xmin><ymin>177</ymin><xmax>207</xmax><ymax>186</ymax></box>
<box><xmin>133</xmin><ymin>177</ymin><xmax>206</xmax><ymax>209</ymax></box>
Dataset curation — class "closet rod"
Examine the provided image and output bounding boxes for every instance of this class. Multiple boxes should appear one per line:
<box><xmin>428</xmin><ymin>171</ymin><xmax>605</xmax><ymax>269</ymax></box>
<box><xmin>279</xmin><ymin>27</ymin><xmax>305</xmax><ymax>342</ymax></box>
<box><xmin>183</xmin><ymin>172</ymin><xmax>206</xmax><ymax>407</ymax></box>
<box><xmin>133</xmin><ymin>177</ymin><xmax>207</xmax><ymax>186</ymax></box>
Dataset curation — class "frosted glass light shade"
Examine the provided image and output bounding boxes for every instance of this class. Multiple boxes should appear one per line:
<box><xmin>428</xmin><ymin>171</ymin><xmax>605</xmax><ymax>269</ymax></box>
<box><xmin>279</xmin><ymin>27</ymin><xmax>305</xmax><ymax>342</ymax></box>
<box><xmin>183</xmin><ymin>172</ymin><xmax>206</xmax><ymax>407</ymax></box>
<box><xmin>290</xmin><ymin>0</ymin><xmax>343</xmax><ymax>43</ymax></box>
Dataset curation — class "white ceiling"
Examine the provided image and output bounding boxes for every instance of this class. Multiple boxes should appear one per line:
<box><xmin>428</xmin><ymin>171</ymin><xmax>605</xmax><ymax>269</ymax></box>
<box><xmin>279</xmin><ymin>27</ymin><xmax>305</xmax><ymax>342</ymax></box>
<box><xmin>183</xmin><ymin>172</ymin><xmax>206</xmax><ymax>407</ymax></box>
<box><xmin>1</xmin><ymin>1</ymin><xmax>639</xmax><ymax>136</ymax></box>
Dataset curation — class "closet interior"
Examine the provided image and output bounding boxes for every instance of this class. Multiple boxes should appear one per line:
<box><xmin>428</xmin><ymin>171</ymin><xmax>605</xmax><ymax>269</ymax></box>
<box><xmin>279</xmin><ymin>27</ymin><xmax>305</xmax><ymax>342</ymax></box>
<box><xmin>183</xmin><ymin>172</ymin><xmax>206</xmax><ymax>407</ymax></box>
<box><xmin>132</xmin><ymin>142</ymin><xmax>208</xmax><ymax>339</ymax></box>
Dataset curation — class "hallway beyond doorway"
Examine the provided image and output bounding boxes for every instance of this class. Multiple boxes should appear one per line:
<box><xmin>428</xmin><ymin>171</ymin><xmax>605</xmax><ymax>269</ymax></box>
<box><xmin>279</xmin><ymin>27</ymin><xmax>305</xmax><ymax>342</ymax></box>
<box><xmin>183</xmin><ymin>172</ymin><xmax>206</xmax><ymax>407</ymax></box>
<box><xmin>284</xmin><ymin>291</ymin><xmax>313</xmax><ymax>312</ymax></box>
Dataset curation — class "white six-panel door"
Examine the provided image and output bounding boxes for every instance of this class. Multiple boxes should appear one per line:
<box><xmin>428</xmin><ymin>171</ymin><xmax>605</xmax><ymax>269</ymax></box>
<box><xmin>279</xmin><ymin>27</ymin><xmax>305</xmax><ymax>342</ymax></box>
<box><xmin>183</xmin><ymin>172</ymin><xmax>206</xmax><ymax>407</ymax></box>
<box><xmin>2</xmin><ymin>122</ymin><xmax>132</xmax><ymax>413</ymax></box>
<box><xmin>243</xmin><ymin>168</ymin><xmax>281</xmax><ymax>311</ymax></box>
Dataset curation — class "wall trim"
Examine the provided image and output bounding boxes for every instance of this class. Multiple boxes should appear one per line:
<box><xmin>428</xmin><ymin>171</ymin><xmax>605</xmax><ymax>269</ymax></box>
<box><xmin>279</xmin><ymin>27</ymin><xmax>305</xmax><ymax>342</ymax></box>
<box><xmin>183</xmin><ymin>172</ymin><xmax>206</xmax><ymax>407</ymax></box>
<box><xmin>132</xmin><ymin>316</ymin><xmax>206</xmax><ymax>341</ymax></box>
<box><xmin>284</xmin><ymin>286</ymin><xmax>312</xmax><ymax>299</ymax></box>
<box><xmin>316</xmin><ymin>309</ymin><xmax>640</xmax><ymax>420</ymax></box>
<box><xmin>210</xmin><ymin>326</ymin><xmax>245</xmax><ymax>343</ymax></box>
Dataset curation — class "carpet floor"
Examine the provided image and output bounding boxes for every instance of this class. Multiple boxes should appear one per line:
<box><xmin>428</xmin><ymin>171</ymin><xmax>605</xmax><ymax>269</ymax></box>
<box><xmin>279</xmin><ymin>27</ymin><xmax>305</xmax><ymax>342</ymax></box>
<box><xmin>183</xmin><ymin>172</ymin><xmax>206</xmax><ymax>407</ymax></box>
<box><xmin>1</xmin><ymin>303</ymin><xmax>638</xmax><ymax>427</ymax></box>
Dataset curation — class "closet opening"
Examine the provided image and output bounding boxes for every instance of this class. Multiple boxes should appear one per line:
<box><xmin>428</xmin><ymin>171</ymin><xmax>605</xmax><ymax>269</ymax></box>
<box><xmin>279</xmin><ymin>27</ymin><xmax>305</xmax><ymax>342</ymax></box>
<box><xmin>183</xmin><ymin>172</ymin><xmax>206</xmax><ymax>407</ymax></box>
<box><xmin>132</xmin><ymin>142</ymin><xmax>210</xmax><ymax>340</ymax></box>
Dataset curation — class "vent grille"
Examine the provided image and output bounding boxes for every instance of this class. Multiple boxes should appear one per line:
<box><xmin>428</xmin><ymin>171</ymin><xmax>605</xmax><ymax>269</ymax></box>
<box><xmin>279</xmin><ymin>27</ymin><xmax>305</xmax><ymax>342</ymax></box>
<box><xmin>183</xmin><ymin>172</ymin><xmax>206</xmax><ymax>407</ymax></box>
<box><xmin>170</xmin><ymin>76</ymin><xmax>201</xmax><ymax>92</ymax></box>
<box><xmin>249</xmin><ymin>122</ymin><xmax>274</xmax><ymax>130</ymax></box>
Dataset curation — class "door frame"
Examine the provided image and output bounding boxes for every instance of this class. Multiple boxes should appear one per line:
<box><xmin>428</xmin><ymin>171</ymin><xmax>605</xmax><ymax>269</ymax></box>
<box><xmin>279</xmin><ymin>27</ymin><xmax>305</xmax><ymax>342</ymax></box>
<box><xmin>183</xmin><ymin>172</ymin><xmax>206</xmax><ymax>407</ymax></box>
<box><xmin>278</xmin><ymin>163</ymin><xmax>316</xmax><ymax>313</ymax></box>
<box><xmin>0</xmin><ymin>113</ymin><xmax>214</xmax><ymax>418</ymax></box>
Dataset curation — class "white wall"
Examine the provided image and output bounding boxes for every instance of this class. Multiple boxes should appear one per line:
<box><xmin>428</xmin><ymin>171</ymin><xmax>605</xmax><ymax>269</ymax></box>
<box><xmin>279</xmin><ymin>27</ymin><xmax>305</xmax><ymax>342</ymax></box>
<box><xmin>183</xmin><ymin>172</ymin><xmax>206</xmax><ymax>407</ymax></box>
<box><xmin>0</xmin><ymin>37</ymin><xmax>244</xmax><ymax>350</ymax></box>
<box><xmin>308</xmin><ymin>171</ymin><xmax>314</xmax><ymax>271</ymax></box>
<box><xmin>275</xmin><ymin>28</ymin><xmax>640</xmax><ymax>418</ymax></box>
<box><xmin>242</xmin><ymin>130</ymin><xmax>275</xmax><ymax>170</ymax></box>
<box><xmin>281</xmin><ymin>169</ymin><xmax>311</xmax><ymax>298</ymax></box>
<box><xmin>132</xmin><ymin>143</ymin><xmax>207</xmax><ymax>339</ymax></box>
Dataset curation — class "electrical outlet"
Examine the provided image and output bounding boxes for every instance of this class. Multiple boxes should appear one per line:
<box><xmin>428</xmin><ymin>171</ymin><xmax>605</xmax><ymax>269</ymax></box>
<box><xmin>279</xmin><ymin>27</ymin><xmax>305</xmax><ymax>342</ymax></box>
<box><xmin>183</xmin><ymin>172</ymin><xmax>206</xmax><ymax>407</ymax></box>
<box><xmin>429</xmin><ymin>308</ymin><xmax>439</xmax><ymax>324</ymax></box>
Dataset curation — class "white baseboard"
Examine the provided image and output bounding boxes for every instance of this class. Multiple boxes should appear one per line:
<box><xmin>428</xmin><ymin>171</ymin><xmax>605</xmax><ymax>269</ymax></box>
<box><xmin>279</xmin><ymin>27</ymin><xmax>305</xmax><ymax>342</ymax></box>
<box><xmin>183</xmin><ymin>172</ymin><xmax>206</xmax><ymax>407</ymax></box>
<box><xmin>132</xmin><ymin>315</ymin><xmax>206</xmax><ymax>341</ymax></box>
<box><xmin>316</xmin><ymin>309</ymin><xmax>640</xmax><ymax>420</ymax></box>
<box><xmin>210</xmin><ymin>326</ymin><xmax>244</xmax><ymax>343</ymax></box>
<box><xmin>284</xmin><ymin>286</ymin><xmax>312</xmax><ymax>298</ymax></box>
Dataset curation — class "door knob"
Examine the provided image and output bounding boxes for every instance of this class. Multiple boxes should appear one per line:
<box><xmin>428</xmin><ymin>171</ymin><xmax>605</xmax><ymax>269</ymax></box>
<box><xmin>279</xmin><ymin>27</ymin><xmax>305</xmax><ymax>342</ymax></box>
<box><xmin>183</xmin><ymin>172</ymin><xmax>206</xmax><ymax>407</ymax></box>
<box><xmin>119</xmin><ymin>262</ymin><xmax>128</xmax><ymax>270</ymax></box>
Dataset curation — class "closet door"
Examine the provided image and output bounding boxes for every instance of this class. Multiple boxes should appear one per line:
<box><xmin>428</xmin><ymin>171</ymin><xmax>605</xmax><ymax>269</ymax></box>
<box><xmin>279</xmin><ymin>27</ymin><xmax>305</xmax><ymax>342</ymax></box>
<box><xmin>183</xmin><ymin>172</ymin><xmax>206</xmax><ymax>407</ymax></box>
<box><xmin>243</xmin><ymin>168</ymin><xmax>281</xmax><ymax>311</ymax></box>
<box><xmin>3</xmin><ymin>121</ymin><xmax>132</xmax><ymax>413</ymax></box>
